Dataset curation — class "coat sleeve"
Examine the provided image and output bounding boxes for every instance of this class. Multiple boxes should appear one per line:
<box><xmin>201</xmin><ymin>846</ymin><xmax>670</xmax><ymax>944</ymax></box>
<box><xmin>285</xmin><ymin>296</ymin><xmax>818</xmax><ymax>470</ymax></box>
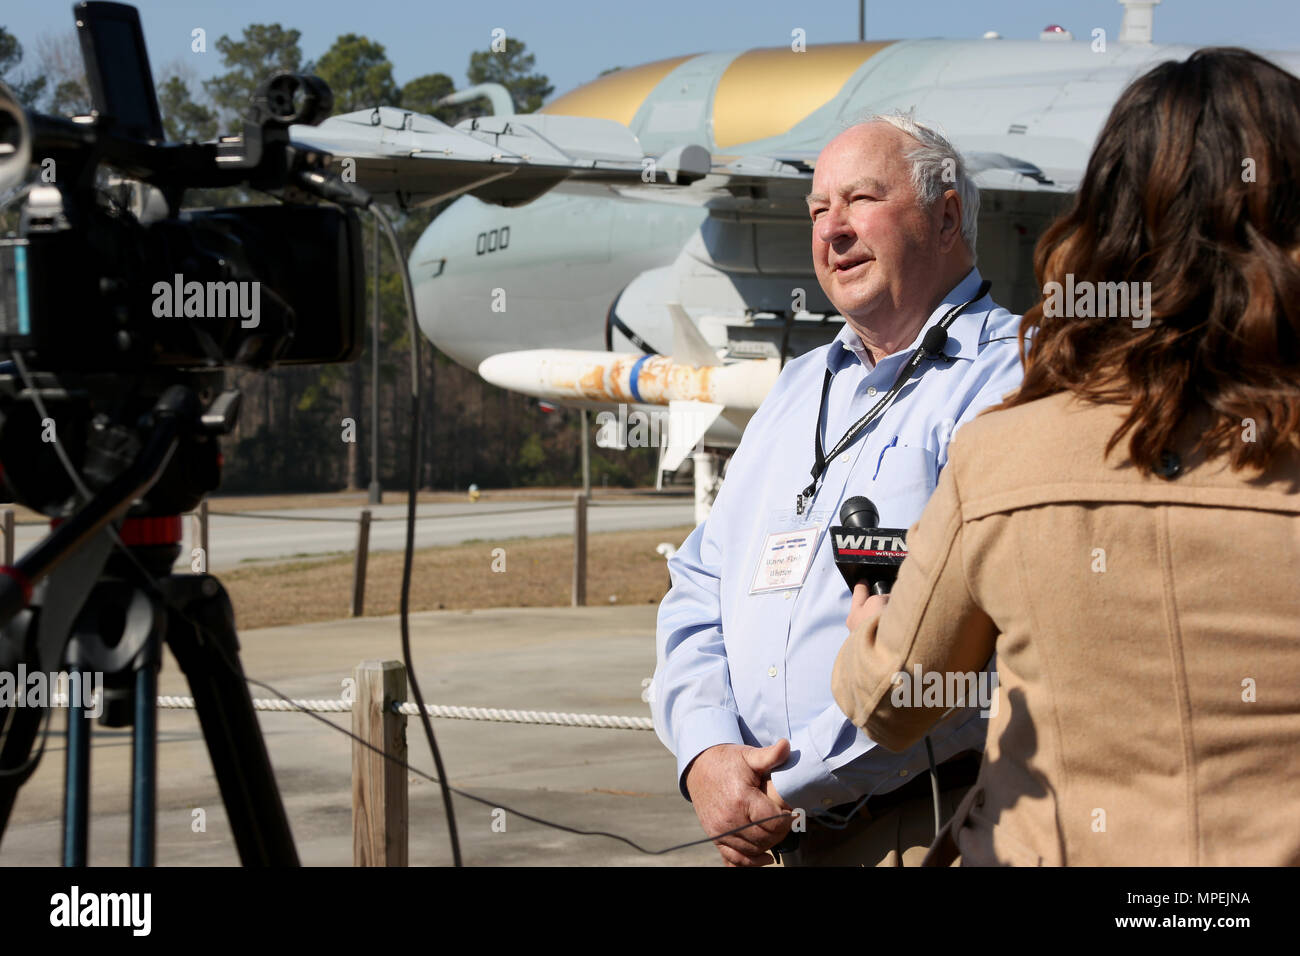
<box><xmin>831</xmin><ymin>444</ymin><xmax>998</xmax><ymax>751</ymax></box>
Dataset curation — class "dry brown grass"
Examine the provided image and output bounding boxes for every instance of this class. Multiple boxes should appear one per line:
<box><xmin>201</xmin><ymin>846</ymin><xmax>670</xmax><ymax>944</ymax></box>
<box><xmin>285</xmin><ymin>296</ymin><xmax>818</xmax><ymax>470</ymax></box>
<box><xmin>221</xmin><ymin>525</ymin><xmax>697</xmax><ymax>630</ymax></box>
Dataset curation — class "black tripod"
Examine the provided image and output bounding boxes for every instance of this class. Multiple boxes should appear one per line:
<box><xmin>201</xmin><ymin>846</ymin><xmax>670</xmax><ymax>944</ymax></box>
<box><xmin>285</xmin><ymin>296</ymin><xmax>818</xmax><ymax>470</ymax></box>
<box><xmin>0</xmin><ymin>384</ymin><xmax>299</xmax><ymax>865</ymax></box>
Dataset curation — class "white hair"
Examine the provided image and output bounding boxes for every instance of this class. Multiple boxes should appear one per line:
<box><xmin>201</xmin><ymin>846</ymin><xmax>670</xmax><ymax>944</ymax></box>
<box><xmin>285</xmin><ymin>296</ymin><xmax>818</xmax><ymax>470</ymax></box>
<box><xmin>857</xmin><ymin>109</ymin><xmax>979</xmax><ymax>256</ymax></box>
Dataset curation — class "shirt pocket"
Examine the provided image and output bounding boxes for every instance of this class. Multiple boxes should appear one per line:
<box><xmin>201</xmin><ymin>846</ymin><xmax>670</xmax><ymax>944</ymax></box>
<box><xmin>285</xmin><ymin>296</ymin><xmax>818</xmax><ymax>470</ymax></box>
<box><xmin>868</xmin><ymin>444</ymin><xmax>939</xmax><ymax>527</ymax></box>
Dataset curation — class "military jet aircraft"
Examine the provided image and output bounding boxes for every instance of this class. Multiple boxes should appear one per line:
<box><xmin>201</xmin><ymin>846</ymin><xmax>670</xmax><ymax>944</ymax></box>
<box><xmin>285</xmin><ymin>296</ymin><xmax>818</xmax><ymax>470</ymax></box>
<box><xmin>292</xmin><ymin>1</ymin><xmax>1300</xmax><ymax>515</ymax></box>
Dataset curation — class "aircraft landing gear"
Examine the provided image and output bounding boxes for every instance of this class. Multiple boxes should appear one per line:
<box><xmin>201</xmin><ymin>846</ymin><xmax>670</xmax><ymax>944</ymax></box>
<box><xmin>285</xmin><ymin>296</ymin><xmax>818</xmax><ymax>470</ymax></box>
<box><xmin>692</xmin><ymin>446</ymin><xmax>726</xmax><ymax>524</ymax></box>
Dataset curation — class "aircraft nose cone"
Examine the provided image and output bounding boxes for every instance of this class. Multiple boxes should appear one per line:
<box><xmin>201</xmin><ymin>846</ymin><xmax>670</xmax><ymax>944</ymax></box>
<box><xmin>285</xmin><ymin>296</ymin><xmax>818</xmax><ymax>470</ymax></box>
<box><xmin>408</xmin><ymin>195</ymin><xmax>489</xmax><ymax>367</ymax></box>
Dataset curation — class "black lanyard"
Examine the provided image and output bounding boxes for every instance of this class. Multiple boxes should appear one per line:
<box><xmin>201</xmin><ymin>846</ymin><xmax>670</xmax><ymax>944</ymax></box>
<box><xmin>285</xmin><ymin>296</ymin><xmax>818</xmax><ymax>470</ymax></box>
<box><xmin>795</xmin><ymin>280</ymin><xmax>992</xmax><ymax>515</ymax></box>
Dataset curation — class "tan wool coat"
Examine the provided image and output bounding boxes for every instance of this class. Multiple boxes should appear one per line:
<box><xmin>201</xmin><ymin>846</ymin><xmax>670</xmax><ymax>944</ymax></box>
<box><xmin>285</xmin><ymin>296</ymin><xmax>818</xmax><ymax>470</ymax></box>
<box><xmin>832</xmin><ymin>391</ymin><xmax>1300</xmax><ymax>865</ymax></box>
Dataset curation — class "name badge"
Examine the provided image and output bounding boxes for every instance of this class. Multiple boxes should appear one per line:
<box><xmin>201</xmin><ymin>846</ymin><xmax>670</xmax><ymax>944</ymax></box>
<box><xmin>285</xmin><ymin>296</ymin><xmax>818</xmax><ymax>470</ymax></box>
<box><xmin>750</xmin><ymin>526</ymin><xmax>819</xmax><ymax>594</ymax></box>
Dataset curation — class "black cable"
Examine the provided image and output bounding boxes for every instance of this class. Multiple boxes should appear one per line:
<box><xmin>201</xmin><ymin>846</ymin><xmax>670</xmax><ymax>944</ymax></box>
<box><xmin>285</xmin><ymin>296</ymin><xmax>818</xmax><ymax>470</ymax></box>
<box><xmin>372</xmin><ymin>203</ymin><xmax>462</xmax><ymax>867</ymax></box>
<box><xmin>924</xmin><ymin>734</ymin><xmax>941</xmax><ymax>839</ymax></box>
<box><xmin>0</xmin><ymin>706</ymin><xmax>54</xmax><ymax>780</ymax></box>
<box><xmin>231</xmin><ymin>667</ymin><xmax>792</xmax><ymax>857</ymax></box>
<box><xmin>187</xmin><ymin>552</ymin><xmax>806</xmax><ymax>860</ymax></box>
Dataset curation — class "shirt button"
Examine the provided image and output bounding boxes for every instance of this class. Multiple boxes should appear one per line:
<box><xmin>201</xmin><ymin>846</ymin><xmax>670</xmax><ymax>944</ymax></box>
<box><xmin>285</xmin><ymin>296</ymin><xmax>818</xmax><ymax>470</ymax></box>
<box><xmin>767</xmin><ymin>665</ymin><xmax>778</xmax><ymax>677</ymax></box>
<box><xmin>866</xmin><ymin>386</ymin><xmax>878</xmax><ymax>396</ymax></box>
<box><xmin>784</xmin><ymin>591</ymin><xmax>793</xmax><ymax>600</ymax></box>
<box><xmin>839</xmin><ymin>454</ymin><xmax>850</xmax><ymax>464</ymax></box>
<box><xmin>822</xmin><ymin>798</ymin><xmax>834</xmax><ymax>806</ymax></box>
<box><xmin>899</xmin><ymin>769</ymin><xmax>909</xmax><ymax>777</ymax></box>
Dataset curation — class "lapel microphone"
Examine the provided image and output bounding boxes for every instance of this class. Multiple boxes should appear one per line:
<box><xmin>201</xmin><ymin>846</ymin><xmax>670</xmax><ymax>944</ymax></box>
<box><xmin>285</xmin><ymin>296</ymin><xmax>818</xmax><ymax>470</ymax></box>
<box><xmin>920</xmin><ymin>325</ymin><xmax>951</xmax><ymax>362</ymax></box>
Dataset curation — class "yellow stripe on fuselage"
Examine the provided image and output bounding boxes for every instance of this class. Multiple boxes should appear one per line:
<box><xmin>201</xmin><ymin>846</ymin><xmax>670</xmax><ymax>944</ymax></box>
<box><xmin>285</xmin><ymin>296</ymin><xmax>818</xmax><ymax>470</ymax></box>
<box><xmin>711</xmin><ymin>42</ymin><xmax>892</xmax><ymax>148</ymax></box>
<box><xmin>540</xmin><ymin>54</ymin><xmax>698</xmax><ymax>125</ymax></box>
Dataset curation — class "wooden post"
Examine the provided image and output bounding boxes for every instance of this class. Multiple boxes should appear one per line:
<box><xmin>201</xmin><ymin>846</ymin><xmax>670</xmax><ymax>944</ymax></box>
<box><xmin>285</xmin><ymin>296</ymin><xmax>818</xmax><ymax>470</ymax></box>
<box><xmin>352</xmin><ymin>508</ymin><xmax>372</xmax><ymax>617</ymax></box>
<box><xmin>580</xmin><ymin>408</ymin><xmax>591</xmax><ymax>498</ymax></box>
<box><xmin>352</xmin><ymin>660</ymin><xmax>408</xmax><ymax>866</ymax></box>
<box><xmin>572</xmin><ymin>492</ymin><xmax>587</xmax><ymax>607</ymax></box>
<box><xmin>2</xmin><ymin>509</ymin><xmax>12</xmax><ymax>565</ymax></box>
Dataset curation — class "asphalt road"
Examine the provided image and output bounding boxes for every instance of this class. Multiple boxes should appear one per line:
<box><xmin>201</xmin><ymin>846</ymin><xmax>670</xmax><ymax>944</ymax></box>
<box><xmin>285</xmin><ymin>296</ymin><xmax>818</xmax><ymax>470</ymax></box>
<box><xmin>10</xmin><ymin>496</ymin><xmax>696</xmax><ymax>572</ymax></box>
<box><xmin>9</xmin><ymin>497</ymin><xmax>696</xmax><ymax>571</ymax></box>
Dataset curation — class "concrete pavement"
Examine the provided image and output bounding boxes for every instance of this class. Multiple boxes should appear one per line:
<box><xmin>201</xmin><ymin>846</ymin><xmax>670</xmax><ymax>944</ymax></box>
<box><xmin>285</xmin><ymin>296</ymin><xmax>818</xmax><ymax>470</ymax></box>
<box><xmin>0</xmin><ymin>604</ymin><xmax>721</xmax><ymax>866</ymax></box>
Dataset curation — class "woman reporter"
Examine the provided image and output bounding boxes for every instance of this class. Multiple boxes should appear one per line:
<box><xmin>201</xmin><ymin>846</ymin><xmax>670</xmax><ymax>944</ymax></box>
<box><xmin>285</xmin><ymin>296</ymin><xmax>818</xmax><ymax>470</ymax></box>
<box><xmin>831</xmin><ymin>47</ymin><xmax>1300</xmax><ymax>866</ymax></box>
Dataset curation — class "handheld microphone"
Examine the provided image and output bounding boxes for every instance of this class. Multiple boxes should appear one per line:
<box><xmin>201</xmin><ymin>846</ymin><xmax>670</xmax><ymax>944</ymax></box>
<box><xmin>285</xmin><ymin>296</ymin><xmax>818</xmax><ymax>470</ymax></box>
<box><xmin>829</xmin><ymin>496</ymin><xmax>908</xmax><ymax>595</ymax></box>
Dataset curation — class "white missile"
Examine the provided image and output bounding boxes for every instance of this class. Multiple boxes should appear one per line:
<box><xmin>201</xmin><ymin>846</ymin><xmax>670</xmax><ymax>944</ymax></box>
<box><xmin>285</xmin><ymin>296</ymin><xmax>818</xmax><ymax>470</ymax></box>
<box><xmin>477</xmin><ymin>349</ymin><xmax>780</xmax><ymax>411</ymax></box>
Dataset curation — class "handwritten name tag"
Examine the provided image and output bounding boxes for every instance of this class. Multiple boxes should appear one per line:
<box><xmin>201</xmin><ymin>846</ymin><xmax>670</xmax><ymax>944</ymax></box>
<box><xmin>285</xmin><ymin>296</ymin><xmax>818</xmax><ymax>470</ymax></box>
<box><xmin>749</xmin><ymin>527</ymin><xmax>819</xmax><ymax>594</ymax></box>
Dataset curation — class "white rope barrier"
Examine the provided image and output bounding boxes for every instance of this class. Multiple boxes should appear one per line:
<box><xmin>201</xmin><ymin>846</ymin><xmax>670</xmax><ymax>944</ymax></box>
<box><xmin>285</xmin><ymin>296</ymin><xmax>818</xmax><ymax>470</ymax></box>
<box><xmin>392</xmin><ymin>702</ymin><xmax>654</xmax><ymax>731</ymax></box>
<box><xmin>151</xmin><ymin>694</ymin><xmax>654</xmax><ymax>731</ymax></box>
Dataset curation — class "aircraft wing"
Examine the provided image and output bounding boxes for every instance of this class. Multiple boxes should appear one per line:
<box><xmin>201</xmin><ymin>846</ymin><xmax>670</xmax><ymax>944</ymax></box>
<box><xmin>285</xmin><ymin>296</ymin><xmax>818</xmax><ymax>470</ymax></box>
<box><xmin>288</xmin><ymin>107</ymin><xmax>709</xmax><ymax>209</ymax></box>
<box><xmin>290</xmin><ymin>104</ymin><xmax>1072</xmax><ymax>218</ymax></box>
<box><xmin>601</xmin><ymin>137</ymin><xmax>1078</xmax><ymax>222</ymax></box>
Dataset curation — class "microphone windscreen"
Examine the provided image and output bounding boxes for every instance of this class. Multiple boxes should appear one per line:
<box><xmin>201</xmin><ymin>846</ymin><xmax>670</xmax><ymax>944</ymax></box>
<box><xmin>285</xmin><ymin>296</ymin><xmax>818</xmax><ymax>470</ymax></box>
<box><xmin>920</xmin><ymin>326</ymin><xmax>948</xmax><ymax>357</ymax></box>
<box><xmin>840</xmin><ymin>496</ymin><xmax>879</xmax><ymax>528</ymax></box>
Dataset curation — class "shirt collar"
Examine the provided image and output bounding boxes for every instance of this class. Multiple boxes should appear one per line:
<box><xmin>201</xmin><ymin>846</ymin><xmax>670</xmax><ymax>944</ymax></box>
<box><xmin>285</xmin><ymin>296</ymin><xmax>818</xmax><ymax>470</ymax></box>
<box><xmin>827</xmin><ymin>267</ymin><xmax>990</xmax><ymax>373</ymax></box>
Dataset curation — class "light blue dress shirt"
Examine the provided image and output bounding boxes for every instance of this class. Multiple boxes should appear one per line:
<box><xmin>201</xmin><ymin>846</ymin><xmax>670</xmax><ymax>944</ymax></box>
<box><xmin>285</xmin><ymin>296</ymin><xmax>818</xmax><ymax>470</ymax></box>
<box><xmin>651</xmin><ymin>267</ymin><xmax>1025</xmax><ymax>813</ymax></box>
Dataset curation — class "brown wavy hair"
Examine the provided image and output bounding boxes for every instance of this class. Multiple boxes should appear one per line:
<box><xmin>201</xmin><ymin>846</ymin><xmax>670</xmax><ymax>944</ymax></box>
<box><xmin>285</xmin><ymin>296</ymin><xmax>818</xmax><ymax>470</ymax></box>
<box><xmin>998</xmin><ymin>47</ymin><xmax>1300</xmax><ymax>474</ymax></box>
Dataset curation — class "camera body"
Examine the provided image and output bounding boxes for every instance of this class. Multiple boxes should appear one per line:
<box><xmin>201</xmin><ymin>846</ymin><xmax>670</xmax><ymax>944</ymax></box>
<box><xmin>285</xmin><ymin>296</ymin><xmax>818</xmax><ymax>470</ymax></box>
<box><xmin>0</xmin><ymin>2</ymin><xmax>365</xmax><ymax>516</ymax></box>
<box><xmin>1</xmin><ymin>202</ymin><xmax>363</xmax><ymax>371</ymax></box>
<box><xmin>0</xmin><ymin>1</ymin><xmax>363</xmax><ymax>372</ymax></box>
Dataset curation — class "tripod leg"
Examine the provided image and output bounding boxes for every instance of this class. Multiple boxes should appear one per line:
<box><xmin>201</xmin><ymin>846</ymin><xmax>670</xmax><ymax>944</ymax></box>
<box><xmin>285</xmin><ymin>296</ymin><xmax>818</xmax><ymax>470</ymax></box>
<box><xmin>0</xmin><ymin>611</ymin><xmax>43</xmax><ymax>844</ymax></box>
<box><xmin>62</xmin><ymin>675</ymin><xmax>90</xmax><ymax>867</ymax></box>
<box><xmin>0</xmin><ymin>700</ymin><xmax>45</xmax><ymax>845</ymax></box>
<box><xmin>162</xmin><ymin>575</ymin><xmax>298</xmax><ymax>866</ymax></box>
<box><xmin>131</xmin><ymin>662</ymin><xmax>156</xmax><ymax>866</ymax></box>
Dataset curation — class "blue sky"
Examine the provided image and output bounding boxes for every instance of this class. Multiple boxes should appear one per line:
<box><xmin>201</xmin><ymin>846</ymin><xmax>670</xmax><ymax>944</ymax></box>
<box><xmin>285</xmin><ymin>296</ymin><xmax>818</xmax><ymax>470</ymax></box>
<box><xmin>4</xmin><ymin>0</ymin><xmax>1297</xmax><ymax>103</ymax></box>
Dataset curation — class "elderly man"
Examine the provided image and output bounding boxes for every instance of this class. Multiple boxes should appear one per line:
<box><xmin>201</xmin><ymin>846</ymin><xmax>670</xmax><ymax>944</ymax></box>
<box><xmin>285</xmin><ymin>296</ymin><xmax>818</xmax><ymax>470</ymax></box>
<box><xmin>650</xmin><ymin>113</ymin><xmax>1024</xmax><ymax>866</ymax></box>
